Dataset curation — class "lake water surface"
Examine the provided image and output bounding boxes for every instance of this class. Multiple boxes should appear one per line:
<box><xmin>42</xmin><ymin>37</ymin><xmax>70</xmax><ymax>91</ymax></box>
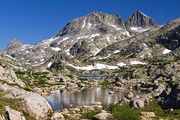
<box><xmin>45</xmin><ymin>87</ymin><xmax>125</xmax><ymax>110</ymax></box>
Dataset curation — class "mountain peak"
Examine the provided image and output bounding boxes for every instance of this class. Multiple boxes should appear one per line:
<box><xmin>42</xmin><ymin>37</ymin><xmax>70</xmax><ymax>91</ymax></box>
<box><xmin>7</xmin><ymin>38</ymin><xmax>23</xmax><ymax>50</ymax></box>
<box><xmin>135</xmin><ymin>10</ymin><xmax>150</xmax><ymax>18</ymax></box>
<box><xmin>54</xmin><ymin>11</ymin><xmax>125</xmax><ymax>37</ymax></box>
<box><xmin>125</xmin><ymin>10</ymin><xmax>158</xmax><ymax>29</ymax></box>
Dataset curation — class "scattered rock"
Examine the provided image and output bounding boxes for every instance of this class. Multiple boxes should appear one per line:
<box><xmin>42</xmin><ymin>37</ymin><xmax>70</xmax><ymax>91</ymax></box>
<box><xmin>51</xmin><ymin>112</ymin><xmax>64</xmax><ymax>120</ymax></box>
<box><xmin>93</xmin><ymin>112</ymin><xmax>114</xmax><ymax>120</ymax></box>
<box><xmin>115</xmin><ymin>82</ymin><xmax>123</xmax><ymax>87</ymax></box>
<box><xmin>5</xmin><ymin>106</ymin><xmax>26</xmax><ymax>120</ymax></box>
<box><xmin>141</xmin><ymin>112</ymin><xmax>155</xmax><ymax>120</ymax></box>
<box><xmin>141</xmin><ymin>112</ymin><xmax>156</xmax><ymax>118</ymax></box>
<box><xmin>109</xmin><ymin>91</ymin><xmax>114</xmax><ymax>94</ymax></box>
<box><xmin>119</xmin><ymin>97</ymin><xmax>130</xmax><ymax>104</ymax></box>
<box><xmin>66</xmin><ymin>82</ymin><xmax>78</xmax><ymax>90</ymax></box>
<box><xmin>125</xmin><ymin>92</ymin><xmax>134</xmax><ymax>99</ymax></box>
<box><xmin>129</xmin><ymin>95</ymin><xmax>150</xmax><ymax>109</ymax></box>
<box><xmin>130</xmin><ymin>98</ymin><xmax>145</xmax><ymax>108</ymax></box>
<box><xmin>0</xmin><ymin>115</ymin><xmax>5</xmax><ymax>120</ymax></box>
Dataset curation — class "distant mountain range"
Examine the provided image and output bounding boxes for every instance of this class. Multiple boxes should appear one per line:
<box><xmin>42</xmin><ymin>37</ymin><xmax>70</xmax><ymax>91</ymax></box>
<box><xmin>5</xmin><ymin>11</ymin><xmax>159</xmax><ymax>67</ymax></box>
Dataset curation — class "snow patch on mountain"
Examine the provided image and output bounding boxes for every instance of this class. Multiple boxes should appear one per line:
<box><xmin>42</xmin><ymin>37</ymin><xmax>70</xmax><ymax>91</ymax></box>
<box><xmin>68</xmin><ymin>63</ymin><xmax>119</xmax><ymax>70</ymax></box>
<box><xmin>114</xmin><ymin>50</ymin><xmax>120</xmax><ymax>54</ymax></box>
<box><xmin>130</xmin><ymin>27</ymin><xmax>150</xmax><ymax>32</ymax></box>
<box><xmin>130</xmin><ymin>61</ymin><xmax>146</xmax><ymax>65</ymax></box>
<box><xmin>47</xmin><ymin>62</ymin><xmax>53</xmax><ymax>68</ymax></box>
<box><xmin>163</xmin><ymin>49</ymin><xmax>172</xmax><ymax>54</ymax></box>
<box><xmin>51</xmin><ymin>47</ymin><xmax>61</xmax><ymax>51</ymax></box>
<box><xmin>117</xmin><ymin>62</ymin><xmax>127</xmax><ymax>67</ymax></box>
<box><xmin>58</xmin><ymin>37</ymin><xmax>70</xmax><ymax>44</ymax></box>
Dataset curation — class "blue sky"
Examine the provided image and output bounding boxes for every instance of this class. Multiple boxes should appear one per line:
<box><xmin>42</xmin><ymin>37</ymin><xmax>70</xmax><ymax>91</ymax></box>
<box><xmin>0</xmin><ymin>0</ymin><xmax>179</xmax><ymax>50</ymax></box>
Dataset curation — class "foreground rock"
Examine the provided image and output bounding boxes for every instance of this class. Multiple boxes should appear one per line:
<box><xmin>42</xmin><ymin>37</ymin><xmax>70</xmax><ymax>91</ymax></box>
<box><xmin>129</xmin><ymin>95</ymin><xmax>149</xmax><ymax>108</ymax></box>
<box><xmin>0</xmin><ymin>84</ymin><xmax>52</xmax><ymax>120</ymax></box>
<box><xmin>21</xmin><ymin>93</ymin><xmax>52</xmax><ymax>120</ymax></box>
<box><xmin>0</xmin><ymin>61</ymin><xmax>25</xmax><ymax>88</ymax></box>
<box><xmin>0</xmin><ymin>115</ymin><xmax>5</xmax><ymax>120</ymax></box>
<box><xmin>5</xmin><ymin>106</ymin><xmax>26</xmax><ymax>120</ymax></box>
<box><xmin>141</xmin><ymin>112</ymin><xmax>156</xmax><ymax>120</ymax></box>
<box><xmin>93</xmin><ymin>111</ymin><xmax>114</xmax><ymax>120</ymax></box>
<box><xmin>51</xmin><ymin>112</ymin><xmax>65</xmax><ymax>120</ymax></box>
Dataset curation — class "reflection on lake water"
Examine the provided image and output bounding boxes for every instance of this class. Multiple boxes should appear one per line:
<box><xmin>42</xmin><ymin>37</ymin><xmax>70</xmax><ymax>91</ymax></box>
<box><xmin>45</xmin><ymin>87</ymin><xmax>125</xmax><ymax>110</ymax></box>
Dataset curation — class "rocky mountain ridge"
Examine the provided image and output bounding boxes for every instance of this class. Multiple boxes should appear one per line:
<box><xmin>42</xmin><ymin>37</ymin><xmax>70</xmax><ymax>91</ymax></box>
<box><xmin>5</xmin><ymin>11</ymin><xmax>158</xmax><ymax>67</ymax></box>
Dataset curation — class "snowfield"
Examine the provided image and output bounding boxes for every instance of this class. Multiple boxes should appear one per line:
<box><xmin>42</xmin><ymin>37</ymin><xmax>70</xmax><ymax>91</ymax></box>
<box><xmin>47</xmin><ymin>62</ymin><xmax>53</xmax><ymax>68</ymax></box>
<box><xmin>68</xmin><ymin>63</ymin><xmax>119</xmax><ymax>70</ymax></box>
<box><xmin>130</xmin><ymin>61</ymin><xmax>146</xmax><ymax>65</ymax></box>
<box><xmin>51</xmin><ymin>47</ymin><xmax>61</xmax><ymax>51</ymax></box>
<box><xmin>163</xmin><ymin>49</ymin><xmax>172</xmax><ymax>54</ymax></box>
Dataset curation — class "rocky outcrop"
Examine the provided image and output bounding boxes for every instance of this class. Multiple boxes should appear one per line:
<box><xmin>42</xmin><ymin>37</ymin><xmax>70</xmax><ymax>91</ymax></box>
<box><xmin>5</xmin><ymin>106</ymin><xmax>26</xmax><ymax>120</ymax></box>
<box><xmin>0</xmin><ymin>61</ymin><xmax>25</xmax><ymax>88</ymax></box>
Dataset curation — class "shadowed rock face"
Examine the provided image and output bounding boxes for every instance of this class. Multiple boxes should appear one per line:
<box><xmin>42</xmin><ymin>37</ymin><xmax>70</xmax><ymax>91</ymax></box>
<box><xmin>158</xmin><ymin>81</ymin><xmax>180</xmax><ymax>109</ymax></box>
<box><xmin>125</xmin><ymin>10</ymin><xmax>158</xmax><ymax>28</ymax></box>
<box><xmin>156</xmin><ymin>25</ymin><xmax>180</xmax><ymax>50</ymax></box>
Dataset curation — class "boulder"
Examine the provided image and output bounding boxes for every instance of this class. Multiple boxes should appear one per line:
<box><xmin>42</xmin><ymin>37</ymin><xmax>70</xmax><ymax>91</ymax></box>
<box><xmin>158</xmin><ymin>81</ymin><xmax>180</xmax><ymax>109</ymax></box>
<box><xmin>125</xmin><ymin>92</ymin><xmax>134</xmax><ymax>99</ymax></box>
<box><xmin>0</xmin><ymin>115</ymin><xmax>5</xmax><ymax>120</ymax></box>
<box><xmin>66</xmin><ymin>82</ymin><xmax>78</xmax><ymax>90</ymax></box>
<box><xmin>51</xmin><ymin>112</ymin><xmax>64</xmax><ymax>120</ymax></box>
<box><xmin>5</xmin><ymin>106</ymin><xmax>26</xmax><ymax>120</ymax></box>
<box><xmin>130</xmin><ymin>98</ymin><xmax>145</xmax><ymax>108</ymax></box>
<box><xmin>141</xmin><ymin>112</ymin><xmax>156</xmax><ymax>118</ymax></box>
<box><xmin>93</xmin><ymin>112</ymin><xmax>114</xmax><ymax>120</ymax></box>
<box><xmin>119</xmin><ymin>97</ymin><xmax>130</xmax><ymax>104</ymax></box>
<box><xmin>115</xmin><ymin>82</ymin><xmax>123</xmax><ymax>87</ymax></box>
<box><xmin>129</xmin><ymin>94</ymin><xmax>150</xmax><ymax>108</ymax></box>
<box><xmin>0</xmin><ymin>65</ymin><xmax>25</xmax><ymax>88</ymax></box>
<box><xmin>21</xmin><ymin>93</ymin><xmax>52</xmax><ymax>120</ymax></box>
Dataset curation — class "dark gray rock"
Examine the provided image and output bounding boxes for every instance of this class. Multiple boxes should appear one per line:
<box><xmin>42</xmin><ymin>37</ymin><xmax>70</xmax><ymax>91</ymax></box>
<box><xmin>125</xmin><ymin>10</ymin><xmax>158</xmax><ymax>29</ymax></box>
<box><xmin>158</xmin><ymin>80</ymin><xmax>180</xmax><ymax>109</ymax></box>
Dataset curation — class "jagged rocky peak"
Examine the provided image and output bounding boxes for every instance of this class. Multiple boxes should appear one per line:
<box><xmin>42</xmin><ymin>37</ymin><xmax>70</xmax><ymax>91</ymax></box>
<box><xmin>125</xmin><ymin>10</ymin><xmax>159</xmax><ymax>32</ymax></box>
<box><xmin>7</xmin><ymin>38</ymin><xmax>23</xmax><ymax>50</ymax></box>
<box><xmin>86</xmin><ymin>11</ymin><xmax>124</xmax><ymax>27</ymax></box>
<box><xmin>54</xmin><ymin>11</ymin><xmax>126</xmax><ymax>37</ymax></box>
